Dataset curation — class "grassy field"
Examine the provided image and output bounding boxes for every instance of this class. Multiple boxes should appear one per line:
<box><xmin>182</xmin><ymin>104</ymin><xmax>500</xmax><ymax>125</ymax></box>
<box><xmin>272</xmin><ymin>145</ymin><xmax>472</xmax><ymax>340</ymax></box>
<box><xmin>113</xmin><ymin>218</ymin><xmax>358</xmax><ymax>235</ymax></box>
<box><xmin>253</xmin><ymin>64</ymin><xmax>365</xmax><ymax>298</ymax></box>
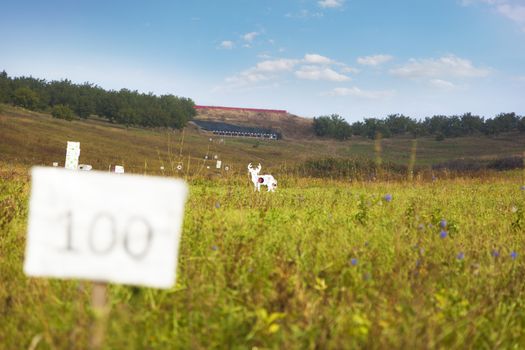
<box><xmin>2</xmin><ymin>107</ymin><xmax>525</xmax><ymax>349</ymax></box>
<box><xmin>1</xmin><ymin>164</ymin><xmax>525</xmax><ymax>349</ymax></box>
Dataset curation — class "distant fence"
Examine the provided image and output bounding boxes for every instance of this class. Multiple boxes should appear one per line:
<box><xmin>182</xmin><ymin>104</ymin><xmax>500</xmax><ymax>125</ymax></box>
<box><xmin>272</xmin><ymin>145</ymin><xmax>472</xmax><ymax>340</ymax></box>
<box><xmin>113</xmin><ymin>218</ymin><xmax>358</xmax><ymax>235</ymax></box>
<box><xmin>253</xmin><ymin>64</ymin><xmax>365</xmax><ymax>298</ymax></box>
<box><xmin>191</xmin><ymin>120</ymin><xmax>280</xmax><ymax>140</ymax></box>
<box><xmin>194</xmin><ymin>105</ymin><xmax>287</xmax><ymax>114</ymax></box>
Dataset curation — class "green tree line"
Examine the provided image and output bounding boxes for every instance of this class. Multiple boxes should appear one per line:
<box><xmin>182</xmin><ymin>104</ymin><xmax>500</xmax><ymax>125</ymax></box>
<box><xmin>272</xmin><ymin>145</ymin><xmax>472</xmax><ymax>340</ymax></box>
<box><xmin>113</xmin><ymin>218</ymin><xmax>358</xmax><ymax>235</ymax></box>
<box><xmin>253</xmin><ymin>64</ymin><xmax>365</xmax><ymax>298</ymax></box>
<box><xmin>0</xmin><ymin>70</ymin><xmax>196</xmax><ymax>129</ymax></box>
<box><xmin>314</xmin><ymin>112</ymin><xmax>525</xmax><ymax>140</ymax></box>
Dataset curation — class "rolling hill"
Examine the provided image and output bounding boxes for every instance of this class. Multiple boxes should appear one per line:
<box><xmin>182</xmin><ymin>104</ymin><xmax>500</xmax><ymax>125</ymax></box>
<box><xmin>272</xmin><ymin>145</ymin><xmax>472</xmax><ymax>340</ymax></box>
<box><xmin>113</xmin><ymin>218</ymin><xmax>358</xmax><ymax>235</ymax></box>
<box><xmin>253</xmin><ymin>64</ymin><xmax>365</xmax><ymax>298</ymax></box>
<box><xmin>1</xmin><ymin>104</ymin><xmax>525</xmax><ymax>176</ymax></box>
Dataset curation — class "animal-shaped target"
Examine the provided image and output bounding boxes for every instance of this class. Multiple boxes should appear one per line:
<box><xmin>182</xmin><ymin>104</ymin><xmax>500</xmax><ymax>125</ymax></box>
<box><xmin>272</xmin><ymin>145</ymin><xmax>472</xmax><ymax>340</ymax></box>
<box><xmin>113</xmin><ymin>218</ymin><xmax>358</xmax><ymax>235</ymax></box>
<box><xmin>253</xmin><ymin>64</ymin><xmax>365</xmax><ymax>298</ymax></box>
<box><xmin>247</xmin><ymin>163</ymin><xmax>278</xmax><ymax>192</ymax></box>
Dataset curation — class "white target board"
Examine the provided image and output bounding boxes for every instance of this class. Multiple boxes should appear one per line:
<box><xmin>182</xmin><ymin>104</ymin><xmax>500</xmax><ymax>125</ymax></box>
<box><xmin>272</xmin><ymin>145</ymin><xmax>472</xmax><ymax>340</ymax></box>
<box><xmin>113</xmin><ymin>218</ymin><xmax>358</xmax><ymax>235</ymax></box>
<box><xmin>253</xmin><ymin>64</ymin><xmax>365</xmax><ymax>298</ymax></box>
<box><xmin>24</xmin><ymin>167</ymin><xmax>188</xmax><ymax>289</ymax></box>
<box><xmin>65</xmin><ymin>141</ymin><xmax>80</xmax><ymax>170</ymax></box>
<box><xmin>114</xmin><ymin>165</ymin><xmax>124</xmax><ymax>174</ymax></box>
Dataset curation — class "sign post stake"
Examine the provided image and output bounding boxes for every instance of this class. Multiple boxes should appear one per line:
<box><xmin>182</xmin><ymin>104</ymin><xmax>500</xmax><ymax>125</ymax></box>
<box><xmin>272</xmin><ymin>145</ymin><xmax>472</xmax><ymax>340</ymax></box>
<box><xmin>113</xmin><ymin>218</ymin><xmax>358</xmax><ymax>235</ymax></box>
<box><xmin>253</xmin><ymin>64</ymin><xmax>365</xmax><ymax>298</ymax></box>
<box><xmin>90</xmin><ymin>282</ymin><xmax>109</xmax><ymax>350</ymax></box>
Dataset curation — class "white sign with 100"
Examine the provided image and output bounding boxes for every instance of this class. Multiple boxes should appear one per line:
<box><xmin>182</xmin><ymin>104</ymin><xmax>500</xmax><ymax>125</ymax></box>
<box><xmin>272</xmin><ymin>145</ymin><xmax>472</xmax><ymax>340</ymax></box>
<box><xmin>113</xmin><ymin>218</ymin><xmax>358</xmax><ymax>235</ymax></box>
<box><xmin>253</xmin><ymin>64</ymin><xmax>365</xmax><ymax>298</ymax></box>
<box><xmin>24</xmin><ymin>167</ymin><xmax>188</xmax><ymax>289</ymax></box>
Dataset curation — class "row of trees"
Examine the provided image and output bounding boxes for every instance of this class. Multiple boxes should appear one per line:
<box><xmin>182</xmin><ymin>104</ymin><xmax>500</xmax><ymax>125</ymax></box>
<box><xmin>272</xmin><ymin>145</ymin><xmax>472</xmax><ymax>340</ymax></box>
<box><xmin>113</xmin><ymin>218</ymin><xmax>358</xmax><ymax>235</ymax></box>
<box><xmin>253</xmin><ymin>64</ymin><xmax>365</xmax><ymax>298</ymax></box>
<box><xmin>312</xmin><ymin>114</ymin><xmax>353</xmax><ymax>140</ymax></box>
<box><xmin>0</xmin><ymin>71</ymin><xmax>196</xmax><ymax>129</ymax></box>
<box><xmin>314</xmin><ymin>112</ymin><xmax>525</xmax><ymax>140</ymax></box>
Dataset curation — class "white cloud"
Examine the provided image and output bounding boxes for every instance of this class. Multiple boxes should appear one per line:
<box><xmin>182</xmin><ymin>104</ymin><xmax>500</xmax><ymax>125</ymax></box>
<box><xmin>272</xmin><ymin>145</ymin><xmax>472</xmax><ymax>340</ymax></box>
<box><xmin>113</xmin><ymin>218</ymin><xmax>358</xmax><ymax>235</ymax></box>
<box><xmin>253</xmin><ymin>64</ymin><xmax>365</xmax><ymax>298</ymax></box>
<box><xmin>390</xmin><ymin>55</ymin><xmax>490</xmax><ymax>78</ymax></box>
<box><xmin>460</xmin><ymin>0</ymin><xmax>496</xmax><ymax>5</ymax></box>
<box><xmin>225</xmin><ymin>71</ymin><xmax>271</xmax><ymax>86</ymax></box>
<box><xmin>295</xmin><ymin>66</ymin><xmax>350</xmax><ymax>81</ymax></box>
<box><xmin>219</xmin><ymin>41</ymin><xmax>234</xmax><ymax>49</ymax></box>
<box><xmin>340</xmin><ymin>66</ymin><xmax>360</xmax><ymax>74</ymax></box>
<box><xmin>255</xmin><ymin>59</ymin><xmax>299</xmax><ymax>72</ymax></box>
<box><xmin>243</xmin><ymin>32</ymin><xmax>260</xmax><ymax>42</ymax></box>
<box><xmin>327</xmin><ymin>87</ymin><xmax>394</xmax><ymax>99</ymax></box>
<box><xmin>357</xmin><ymin>54</ymin><xmax>393</xmax><ymax>66</ymax></box>
<box><xmin>222</xmin><ymin>58</ymin><xmax>298</xmax><ymax>88</ymax></box>
<box><xmin>304</xmin><ymin>53</ymin><xmax>333</xmax><ymax>64</ymax></box>
<box><xmin>285</xmin><ymin>9</ymin><xmax>324</xmax><ymax>19</ymax></box>
<box><xmin>220</xmin><ymin>53</ymin><xmax>356</xmax><ymax>89</ymax></box>
<box><xmin>429</xmin><ymin>79</ymin><xmax>457</xmax><ymax>89</ymax></box>
<box><xmin>461</xmin><ymin>0</ymin><xmax>525</xmax><ymax>31</ymax></box>
<box><xmin>497</xmin><ymin>3</ymin><xmax>525</xmax><ymax>29</ymax></box>
<box><xmin>318</xmin><ymin>0</ymin><xmax>345</xmax><ymax>8</ymax></box>
<box><xmin>257</xmin><ymin>53</ymin><xmax>272</xmax><ymax>59</ymax></box>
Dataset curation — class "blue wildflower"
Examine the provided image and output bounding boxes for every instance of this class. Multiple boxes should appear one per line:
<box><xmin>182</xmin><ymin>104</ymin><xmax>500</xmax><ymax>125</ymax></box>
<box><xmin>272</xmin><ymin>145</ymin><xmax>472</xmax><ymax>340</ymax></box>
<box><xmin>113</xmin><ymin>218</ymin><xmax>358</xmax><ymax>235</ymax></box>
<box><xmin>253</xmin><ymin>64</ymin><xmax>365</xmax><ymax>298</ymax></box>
<box><xmin>491</xmin><ymin>250</ymin><xmax>499</xmax><ymax>258</ymax></box>
<box><xmin>439</xmin><ymin>230</ymin><xmax>447</xmax><ymax>239</ymax></box>
<box><xmin>215</xmin><ymin>201</ymin><xmax>220</xmax><ymax>209</ymax></box>
<box><xmin>457</xmin><ymin>252</ymin><xmax>464</xmax><ymax>260</ymax></box>
<box><xmin>384</xmin><ymin>194</ymin><xmax>392</xmax><ymax>202</ymax></box>
<box><xmin>440</xmin><ymin>219</ymin><xmax>447</xmax><ymax>228</ymax></box>
<box><xmin>521</xmin><ymin>185</ymin><xmax>525</xmax><ymax>191</ymax></box>
<box><xmin>511</xmin><ymin>251</ymin><xmax>517</xmax><ymax>260</ymax></box>
<box><xmin>351</xmin><ymin>258</ymin><xmax>358</xmax><ymax>266</ymax></box>
<box><xmin>211</xmin><ymin>245</ymin><xmax>218</xmax><ymax>251</ymax></box>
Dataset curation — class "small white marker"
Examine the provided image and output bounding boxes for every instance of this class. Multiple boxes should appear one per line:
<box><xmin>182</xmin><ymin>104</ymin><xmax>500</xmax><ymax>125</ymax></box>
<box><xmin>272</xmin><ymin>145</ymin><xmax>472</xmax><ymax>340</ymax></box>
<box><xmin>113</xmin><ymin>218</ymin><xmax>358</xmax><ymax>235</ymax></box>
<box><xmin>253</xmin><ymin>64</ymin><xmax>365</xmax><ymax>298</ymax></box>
<box><xmin>114</xmin><ymin>165</ymin><xmax>124</xmax><ymax>174</ymax></box>
<box><xmin>79</xmin><ymin>164</ymin><xmax>92</xmax><ymax>171</ymax></box>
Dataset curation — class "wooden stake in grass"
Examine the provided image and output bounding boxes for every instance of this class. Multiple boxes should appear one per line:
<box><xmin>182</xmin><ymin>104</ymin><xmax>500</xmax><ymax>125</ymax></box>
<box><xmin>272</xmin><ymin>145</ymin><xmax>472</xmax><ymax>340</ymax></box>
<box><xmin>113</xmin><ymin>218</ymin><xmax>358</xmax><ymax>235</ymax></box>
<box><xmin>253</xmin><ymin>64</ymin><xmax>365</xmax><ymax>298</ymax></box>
<box><xmin>374</xmin><ymin>132</ymin><xmax>383</xmax><ymax>180</ymax></box>
<box><xmin>185</xmin><ymin>153</ymin><xmax>191</xmax><ymax>180</ymax></box>
<box><xmin>522</xmin><ymin>151</ymin><xmax>525</xmax><ymax>184</ymax></box>
<box><xmin>408</xmin><ymin>138</ymin><xmax>418</xmax><ymax>182</ymax></box>
<box><xmin>90</xmin><ymin>282</ymin><xmax>110</xmax><ymax>350</ymax></box>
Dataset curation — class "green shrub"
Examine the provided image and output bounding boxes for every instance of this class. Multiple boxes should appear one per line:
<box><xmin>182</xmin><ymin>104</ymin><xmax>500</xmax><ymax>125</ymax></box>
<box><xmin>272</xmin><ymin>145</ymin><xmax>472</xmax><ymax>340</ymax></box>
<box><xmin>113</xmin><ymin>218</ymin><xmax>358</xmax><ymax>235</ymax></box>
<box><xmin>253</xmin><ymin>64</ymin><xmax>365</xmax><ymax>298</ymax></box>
<box><xmin>51</xmin><ymin>104</ymin><xmax>74</xmax><ymax>121</ymax></box>
<box><xmin>13</xmin><ymin>87</ymin><xmax>39</xmax><ymax>110</ymax></box>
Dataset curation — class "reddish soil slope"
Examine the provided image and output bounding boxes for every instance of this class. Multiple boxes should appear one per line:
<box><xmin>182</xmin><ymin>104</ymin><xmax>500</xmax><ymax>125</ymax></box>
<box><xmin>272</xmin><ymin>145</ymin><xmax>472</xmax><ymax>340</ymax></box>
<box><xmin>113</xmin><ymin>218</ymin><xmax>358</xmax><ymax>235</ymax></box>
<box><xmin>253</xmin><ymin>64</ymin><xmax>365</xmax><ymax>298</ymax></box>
<box><xmin>194</xmin><ymin>106</ymin><xmax>314</xmax><ymax>139</ymax></box>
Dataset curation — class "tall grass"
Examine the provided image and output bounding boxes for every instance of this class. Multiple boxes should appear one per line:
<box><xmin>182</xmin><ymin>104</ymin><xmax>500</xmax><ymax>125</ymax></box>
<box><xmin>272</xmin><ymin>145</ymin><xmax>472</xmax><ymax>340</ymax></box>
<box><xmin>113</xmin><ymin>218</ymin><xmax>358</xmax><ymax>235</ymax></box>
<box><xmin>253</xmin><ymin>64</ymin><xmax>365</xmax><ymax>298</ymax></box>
<box><xmin>1</xmin><ymin>162</ymin><xmax>525</xmax><ymax>349</ymax></box>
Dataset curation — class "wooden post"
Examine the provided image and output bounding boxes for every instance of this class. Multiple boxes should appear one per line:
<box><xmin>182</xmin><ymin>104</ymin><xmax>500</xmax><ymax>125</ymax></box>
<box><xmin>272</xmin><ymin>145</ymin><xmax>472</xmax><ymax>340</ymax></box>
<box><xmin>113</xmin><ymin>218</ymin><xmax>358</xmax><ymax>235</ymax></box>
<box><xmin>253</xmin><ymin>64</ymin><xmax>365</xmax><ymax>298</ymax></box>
<box><xmin>90</xmin><ymin>282</ymin><xmax>110</xmax><ymax>350</ymax></box>
<box><xmin>374</xmin><ymin>132</ymin><xmax>383</xmax><ymax>180</ymax></box>
<box><xmin>408</xmin><ymin>139</ymin><xmax>418</xmax><ymax>182</ymax></box>
<box><xmin>522</xmin><ymin>151</ymin><xmax>525</xmax><ymax>185</ymax></box>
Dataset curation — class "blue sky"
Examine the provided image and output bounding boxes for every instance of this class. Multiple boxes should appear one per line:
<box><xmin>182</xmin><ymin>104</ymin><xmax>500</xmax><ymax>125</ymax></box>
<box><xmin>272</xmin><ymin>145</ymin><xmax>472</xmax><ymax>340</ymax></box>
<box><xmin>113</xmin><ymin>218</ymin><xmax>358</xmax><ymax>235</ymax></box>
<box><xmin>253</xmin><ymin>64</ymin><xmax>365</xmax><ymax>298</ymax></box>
<box><xmin>1</xmin><ymin>0</ymin><xmax>524</xmax><ymax>121</ymax></box>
